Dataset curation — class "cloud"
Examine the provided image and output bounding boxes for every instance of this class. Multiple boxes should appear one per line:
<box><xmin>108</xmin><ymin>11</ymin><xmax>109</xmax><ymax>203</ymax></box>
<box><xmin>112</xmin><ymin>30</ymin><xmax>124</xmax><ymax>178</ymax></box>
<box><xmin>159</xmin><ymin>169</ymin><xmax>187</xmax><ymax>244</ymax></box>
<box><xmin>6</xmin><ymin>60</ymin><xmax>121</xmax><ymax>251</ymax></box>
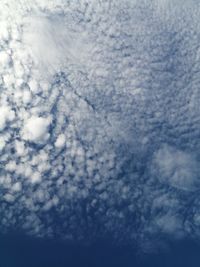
<box><xmin>151</xmin><ymin>145</ymin><xmax>200</xmax><ymax>191</ymax></box>
<box><xmin>22</xmin><ymin>116</ymin><xmax>52</xmax><ymax>143</ymax></box>
<box><xmin>0</xmin><ymin>0</ymin><xmax>200</xmax><ymax>253</ymax></box>
<box><xmin>22</xmin><ymin>14</ymin><xmax>94</xmax><ymax>78</ymax></box>
<box><xmin>0</xmin><ymin>106</ymin><xmax>15</xmax><ymax>131</ymax></box>
<box><xmin>54</xmin><ymin>134</ymin><xmax>66</xmax><ymax>148</ymax></box>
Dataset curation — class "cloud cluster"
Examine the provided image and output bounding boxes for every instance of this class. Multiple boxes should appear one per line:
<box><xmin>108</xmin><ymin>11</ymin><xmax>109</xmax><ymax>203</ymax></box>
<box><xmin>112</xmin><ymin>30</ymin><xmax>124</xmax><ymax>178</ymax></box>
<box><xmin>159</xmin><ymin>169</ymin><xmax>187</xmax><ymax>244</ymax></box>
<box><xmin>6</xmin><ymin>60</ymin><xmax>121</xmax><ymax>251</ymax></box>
<box><xmin>22</xmin><ymin>116</ymin><xmax>51</xmax><ymax>143</ymax></box>
<box><xmin>151</xmin><ymin>145</ymin><xmax>200</xmax><ymax>191</ymax></box>
<box><xmin>0</xmin><ymin>0</ymin><xmax>200</xmax><ymax>251</ymax></box>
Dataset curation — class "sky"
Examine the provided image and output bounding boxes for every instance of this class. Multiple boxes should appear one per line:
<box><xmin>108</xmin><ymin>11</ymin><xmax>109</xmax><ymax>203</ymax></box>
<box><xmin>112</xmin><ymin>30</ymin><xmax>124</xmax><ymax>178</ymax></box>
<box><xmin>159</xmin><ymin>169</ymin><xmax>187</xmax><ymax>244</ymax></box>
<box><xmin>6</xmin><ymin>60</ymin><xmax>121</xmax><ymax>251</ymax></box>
<box><xmin>1</xmin><ymin>234</ymin><xmax>200</xmax><ymax>267</ymax></box>
<box><xmin>1</xmin><ymin>0</ymin><xmax>200</xmax><ymax>266</ymax></box>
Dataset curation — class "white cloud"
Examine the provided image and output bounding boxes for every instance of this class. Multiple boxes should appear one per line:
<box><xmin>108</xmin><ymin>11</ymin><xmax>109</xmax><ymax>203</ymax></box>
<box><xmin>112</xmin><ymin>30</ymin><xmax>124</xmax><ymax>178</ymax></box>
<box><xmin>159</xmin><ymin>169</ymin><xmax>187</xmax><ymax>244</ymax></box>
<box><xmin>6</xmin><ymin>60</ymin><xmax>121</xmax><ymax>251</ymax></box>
<box><xmin>0</xmin><ymin>106</ymin><xmax>15</xmax><ymax>131</ymax></box>
<box><xmin>28</xmin><ymin>79</ymin><xmax>40</xmax><ymax>94</ymax></box>
<box><xmin>23</xmin><ymin>15</ymin><xmax>93</xmax><ymax>78</ymax></box>
<box><xmin>0</xmin><ymin>136</ymin><xmax>6</xmax><ymax>151</ymax></box>
<box><xmin>22</xmin><ymin>116</ymin><xmax>51</xmax><ymax>143</ymax></box>
<box><xmin>152</xmin><ymin>145</ymin><xmax>200</xmax><ymax>191</ymax></box>
<box><xmin>22</xmin><ymin>90</ymin><xmax>32</xmax><ymax>104</ymax></box>
<box><xmin>12</xmin><ymin>182</ymin><xmax>22</xmax><ymax>192</ymax></box>
<box><xmin>54</xmin><ymin>133</ymin><xmax>66</xmax><ymax>148</ymax></box>
<box><xmin>0</xmin><ymin>51</ymin><xmax>10</xmax><ymax>70</ymax></box>
<box><xmin>4</xmin><ymin>193</ymin><xmax>15</xmax><ymax>203</ymax></box>
<box><xmin>15</xmin><ymin>140</ymin><xmax>26</xmax><ymax>156</ymax></box>
<box><xmin>0</xmin><ymin>21</ymin><xmax>9</xmax><ymax>40</ymax></box>
<box><xmin>30</xmin><ymin>171</ymin><xmax>42</xmax><ymax>184</ymax></box>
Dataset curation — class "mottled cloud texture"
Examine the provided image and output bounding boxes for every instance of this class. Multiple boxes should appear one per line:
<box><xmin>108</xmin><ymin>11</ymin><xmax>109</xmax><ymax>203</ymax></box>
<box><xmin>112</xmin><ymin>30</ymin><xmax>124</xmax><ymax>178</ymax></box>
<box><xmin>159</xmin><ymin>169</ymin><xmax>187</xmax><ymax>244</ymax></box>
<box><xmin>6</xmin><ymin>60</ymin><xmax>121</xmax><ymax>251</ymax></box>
<box><xmin>0</xmin><ymin>0</ymin><xmax>200</xmax><ymax>252</ymax></box>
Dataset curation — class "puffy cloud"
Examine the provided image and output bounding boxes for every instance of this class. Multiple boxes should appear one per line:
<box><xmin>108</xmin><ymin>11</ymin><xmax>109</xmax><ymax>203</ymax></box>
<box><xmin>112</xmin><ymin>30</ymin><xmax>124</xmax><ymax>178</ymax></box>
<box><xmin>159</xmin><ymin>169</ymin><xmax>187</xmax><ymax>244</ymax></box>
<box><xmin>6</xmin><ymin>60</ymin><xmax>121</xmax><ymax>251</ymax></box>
<box><xmin>54</xmin><ymin>133</ymin><xmax>66</xmax><ymax>148</ymax></box>
<box><xmin>4</xmin><ymin>193</ymin><xmax>15</xmax><ymax>203</ymax></box>
<box><xmin>30</xmin><ymin>171</ymin><xmax>42</xmax><ymax>184</ymax></box>
<box><xmin>0</xmin><ymin>137</ymin><xmax>6</xmax><ymax>151</ymax></box>
<box><xmin>22</xmin><ymin>116</ymin><xmax>51</xmax><ymax>143</ymax></box>
<box><xmin>0</xmin><ymin>106</ymin><xmax>15</xmax><ymax>131</ymax></box>
<box><xmin>151</xmin><ymin>145</ymin><xmax>200</xmax><ymax>191</ymax></box>
<box><xmin>0</xmin><ymin>51</ymin><xmax>11</xmax><ymax>70</ymax></box>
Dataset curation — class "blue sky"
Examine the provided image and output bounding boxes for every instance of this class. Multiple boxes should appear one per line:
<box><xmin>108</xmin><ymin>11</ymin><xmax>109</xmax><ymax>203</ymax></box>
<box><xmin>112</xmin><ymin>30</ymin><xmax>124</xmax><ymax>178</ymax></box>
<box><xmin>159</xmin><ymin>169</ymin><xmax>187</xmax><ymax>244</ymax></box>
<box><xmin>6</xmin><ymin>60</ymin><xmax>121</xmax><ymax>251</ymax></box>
<box><xmin>1</xmin><ymin>234</ymin><xmax>200</xmax><ymax>267</ymax></box>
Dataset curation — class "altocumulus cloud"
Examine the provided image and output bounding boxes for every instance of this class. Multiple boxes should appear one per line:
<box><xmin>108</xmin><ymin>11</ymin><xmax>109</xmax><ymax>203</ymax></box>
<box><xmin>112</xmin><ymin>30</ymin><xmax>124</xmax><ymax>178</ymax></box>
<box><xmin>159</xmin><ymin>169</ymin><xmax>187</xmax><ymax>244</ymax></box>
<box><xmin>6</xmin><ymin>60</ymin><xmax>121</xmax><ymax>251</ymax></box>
<box><xmin>0</xmin><ymin>0</ymin><xmax>200</xmax><ymax>252</ymax></box>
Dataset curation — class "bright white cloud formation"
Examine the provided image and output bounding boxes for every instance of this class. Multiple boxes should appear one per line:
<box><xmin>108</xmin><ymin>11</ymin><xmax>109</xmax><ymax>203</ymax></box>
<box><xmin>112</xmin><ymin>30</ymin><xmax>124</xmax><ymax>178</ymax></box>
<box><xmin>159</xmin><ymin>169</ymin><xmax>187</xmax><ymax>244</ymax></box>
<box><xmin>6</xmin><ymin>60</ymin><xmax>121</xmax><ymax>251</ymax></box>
<box><xmin>22</xmin><ymin>116</ymin><xmax>51</xmax><ymax>143</ymax></box>
<box><xmin>0</xmin><ymin>0</ymin><xmax>200</xmax><ymax>252</ymax></box>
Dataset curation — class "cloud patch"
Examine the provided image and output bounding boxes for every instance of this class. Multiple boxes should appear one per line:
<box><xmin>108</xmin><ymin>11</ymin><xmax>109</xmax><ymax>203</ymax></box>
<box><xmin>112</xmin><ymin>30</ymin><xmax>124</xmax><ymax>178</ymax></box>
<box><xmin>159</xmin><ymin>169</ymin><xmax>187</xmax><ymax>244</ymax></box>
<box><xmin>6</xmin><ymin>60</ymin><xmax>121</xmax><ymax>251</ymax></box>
<box><xmin>22</xmin><ymin>116</ymin><xmax>52</xmax><ymax>143</ymax></box>
<box><xmin>151</xmin><ymin>145</ymin><xmax>200</xmax><ymax>191</ymax></box>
